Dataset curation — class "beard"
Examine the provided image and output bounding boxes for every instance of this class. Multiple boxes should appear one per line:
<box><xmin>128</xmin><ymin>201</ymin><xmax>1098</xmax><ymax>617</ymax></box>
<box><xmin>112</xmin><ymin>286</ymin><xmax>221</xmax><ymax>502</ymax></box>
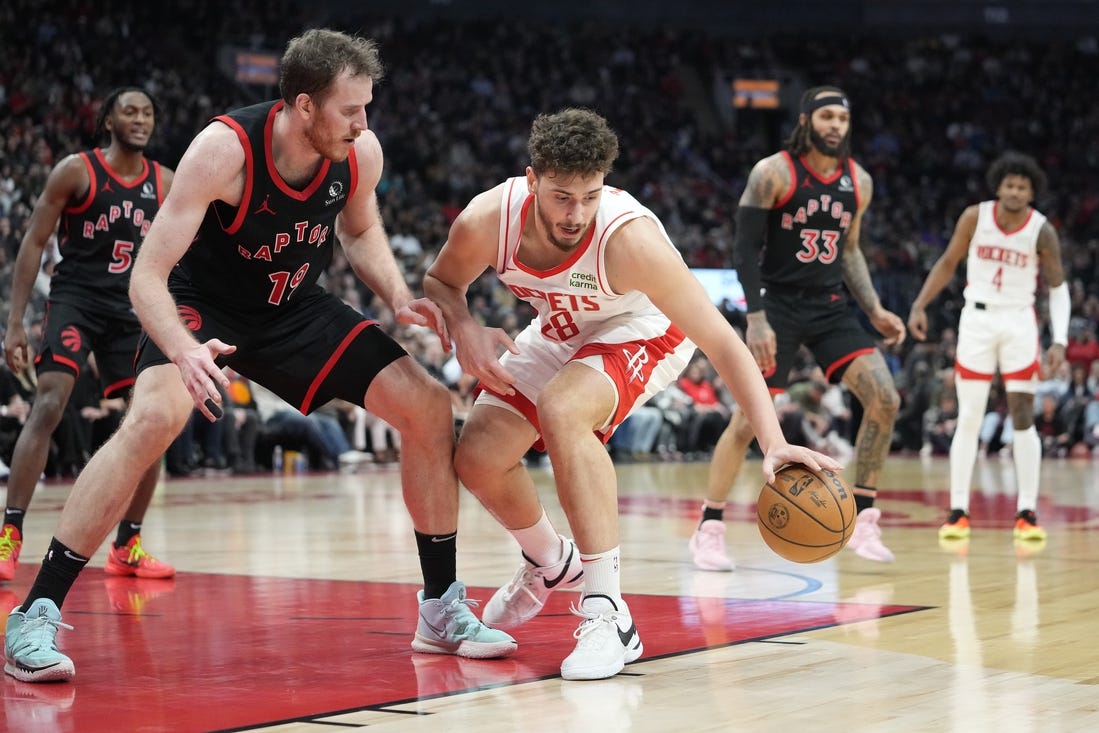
<box><xmin>304</xmin><ymin>119</ymin><xmax>351</xmax><ymax>162</ymax></box>
<box><xmin>808</xmin><ymin>127</ymin><xmax>846</xmax><ymax>158</ymax></box>
<box><xmin>536</xmin><ymin>203</ymin><xmax>587</xmax><ymax>253</ymax></box>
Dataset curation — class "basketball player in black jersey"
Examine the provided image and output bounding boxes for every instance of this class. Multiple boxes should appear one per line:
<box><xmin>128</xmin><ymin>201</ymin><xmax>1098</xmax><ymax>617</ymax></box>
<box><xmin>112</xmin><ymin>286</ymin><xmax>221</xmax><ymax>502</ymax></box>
<box><xmin>4</xmin><ymin>29</ymin><xmax>515</xmax><ymax>683</ymax></box>
<box><xmin>2</xmin><ymin>88</ymin><xmax>176</xmax><ymax>586</ymax></box>
<box><xmin>688</xmin><ymin>86</ymin><xmax>906</xmax><ymax>569</ymax></box>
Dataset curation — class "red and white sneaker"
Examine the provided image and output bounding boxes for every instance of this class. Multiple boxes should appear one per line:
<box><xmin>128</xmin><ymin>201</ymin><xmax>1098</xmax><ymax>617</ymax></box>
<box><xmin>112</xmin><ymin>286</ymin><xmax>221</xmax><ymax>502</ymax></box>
<box><xmin>0</xmin><ymin>524</ymin><xmax>22</xmax><ymax>582</ymax></box>
<box><xmin>104</xmin><ymin>535</ymin><xmax>175</xmax><ymax>579</ymax></box>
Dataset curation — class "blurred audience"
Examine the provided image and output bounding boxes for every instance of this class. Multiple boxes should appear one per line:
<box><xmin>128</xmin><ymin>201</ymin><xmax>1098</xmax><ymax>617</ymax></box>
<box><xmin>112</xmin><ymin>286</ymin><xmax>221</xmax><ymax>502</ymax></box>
<box><xmin>1</xmin><ymin>1</ymin><xmax>1097</xmax><ymax>467</ymax></box>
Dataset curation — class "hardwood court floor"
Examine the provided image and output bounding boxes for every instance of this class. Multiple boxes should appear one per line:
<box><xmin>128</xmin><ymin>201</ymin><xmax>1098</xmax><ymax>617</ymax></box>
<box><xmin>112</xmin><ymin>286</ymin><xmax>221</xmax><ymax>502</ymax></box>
<box><xmin>2</xmin><ymin>454</ymin><xmax>1097</xmax><ymax>732</ymax></box>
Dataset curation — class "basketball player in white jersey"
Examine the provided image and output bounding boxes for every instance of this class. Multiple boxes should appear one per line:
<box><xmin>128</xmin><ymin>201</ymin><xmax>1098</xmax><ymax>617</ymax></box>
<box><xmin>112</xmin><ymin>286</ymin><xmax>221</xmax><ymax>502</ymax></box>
<box><xmin>424</xmin><ymin>109</ymin><xmax>839</xmax><ymax>681</ymax></box>
<box><xmin>908</xmin><ymin>152</ymin><xmax>1068</xmax><ymax>544</ymax></box>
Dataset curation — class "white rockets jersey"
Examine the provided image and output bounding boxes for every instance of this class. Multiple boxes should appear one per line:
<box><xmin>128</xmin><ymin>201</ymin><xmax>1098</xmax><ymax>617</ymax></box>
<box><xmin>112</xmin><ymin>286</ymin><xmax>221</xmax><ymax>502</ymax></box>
<box><xmin>963</xmin><ymin>200</ymin><xmax>1045</xmax><ymax>307</ymax></box>
<box><xmin>494</xmin><ymin>177</ymin><xmax>682</xmax><ymax>345</ymax></box>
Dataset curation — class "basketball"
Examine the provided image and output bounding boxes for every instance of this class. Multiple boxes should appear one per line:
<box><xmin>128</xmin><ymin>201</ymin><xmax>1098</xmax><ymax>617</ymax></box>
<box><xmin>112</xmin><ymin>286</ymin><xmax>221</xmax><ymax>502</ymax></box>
<box><xmin>757</xmin><ymin>463</ymin><xmax>856</xmax><ymax>563</ymax></box>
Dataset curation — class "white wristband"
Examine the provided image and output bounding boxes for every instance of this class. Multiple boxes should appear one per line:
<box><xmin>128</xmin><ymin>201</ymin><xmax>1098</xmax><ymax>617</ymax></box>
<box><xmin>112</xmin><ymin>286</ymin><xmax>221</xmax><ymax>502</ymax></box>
<box><xmin>1048</xmin><ymin>282</ymin><xmax>1070</xmax><ymax>346</ymax></box>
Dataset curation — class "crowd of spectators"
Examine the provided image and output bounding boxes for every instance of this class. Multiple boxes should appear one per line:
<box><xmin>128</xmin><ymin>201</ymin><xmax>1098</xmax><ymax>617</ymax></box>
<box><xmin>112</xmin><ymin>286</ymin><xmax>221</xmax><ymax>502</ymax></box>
<box><xmin>2</xmin><ymin>1</ymin><xmax>1098</xmax><ymax>476</ymax></box>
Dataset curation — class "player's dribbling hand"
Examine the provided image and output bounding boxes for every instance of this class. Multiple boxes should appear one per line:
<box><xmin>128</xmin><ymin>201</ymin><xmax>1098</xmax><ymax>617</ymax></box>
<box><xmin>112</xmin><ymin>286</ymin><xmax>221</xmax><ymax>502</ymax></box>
<box><xmin>760</xmin><ymin>442</ymin><xmax>843</xmax><ymax>483</ymax></box>
<box><xmin>177</xmin><ymin>339</ymin><xmax>236</xmax><ymax>422</ymax></box>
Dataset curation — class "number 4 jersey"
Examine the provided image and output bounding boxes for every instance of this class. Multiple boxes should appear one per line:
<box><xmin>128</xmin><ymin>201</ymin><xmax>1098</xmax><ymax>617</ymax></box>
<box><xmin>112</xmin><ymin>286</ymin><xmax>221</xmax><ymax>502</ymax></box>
<box><xmin>53</xmin><ymin>148</ymin><xmax>166</xmax><ymax>316</ymax></box>
<box><xmin>963</xmin><ymin>200</ymin><xmax>1044</xmax><ymax>307</ymax></box>
<box><xmin>493</xmin><ymin>177</ymin><xmax>684</xmax><ymax>346</ymax></box>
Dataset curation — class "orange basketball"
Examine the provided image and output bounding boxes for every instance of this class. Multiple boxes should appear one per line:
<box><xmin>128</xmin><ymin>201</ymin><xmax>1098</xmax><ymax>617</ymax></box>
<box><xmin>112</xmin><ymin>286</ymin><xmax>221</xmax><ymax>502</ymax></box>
<box><xmin>756</xmin><ymin>463</ymin><xmax>856</xmax><ymax>563</ymax></box>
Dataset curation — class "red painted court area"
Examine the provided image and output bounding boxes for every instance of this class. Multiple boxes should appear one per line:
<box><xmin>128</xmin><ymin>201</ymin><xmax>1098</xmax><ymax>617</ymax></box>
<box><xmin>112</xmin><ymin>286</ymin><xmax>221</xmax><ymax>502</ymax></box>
<box><xmin>0</xmin><ymin>569</ymin><xmax>924</xmax><ymax>732</ymax></box>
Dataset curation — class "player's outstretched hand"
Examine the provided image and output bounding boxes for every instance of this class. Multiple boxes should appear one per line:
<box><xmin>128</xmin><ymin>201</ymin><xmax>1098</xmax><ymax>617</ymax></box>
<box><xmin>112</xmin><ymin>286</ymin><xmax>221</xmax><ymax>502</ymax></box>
<box><xmin>177</xmin><ymin>339</ymin><xmax>236</xmax><ymax>422</ymax></box>
<box><xmin>396</xmin><ymin>298</ymin><xmax>451</xmax><ymax>351</ymax></box>
<box><xmin>453</xmin><ymin>325</ymin><xmax>519</xmax><ymax>397</ymax></box>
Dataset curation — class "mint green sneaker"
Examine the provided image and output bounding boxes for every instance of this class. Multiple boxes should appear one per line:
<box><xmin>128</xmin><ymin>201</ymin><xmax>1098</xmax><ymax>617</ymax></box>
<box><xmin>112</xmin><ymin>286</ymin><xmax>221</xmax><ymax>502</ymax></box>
<box><xmin>4</xmin><ymin>599</ymin><xmax>75</xmax><ymax>682</ymax></box>
<box><xmin>412</xmin><ymin>581</ymin><xmax>518</xmax><ymax>659</ymax></box>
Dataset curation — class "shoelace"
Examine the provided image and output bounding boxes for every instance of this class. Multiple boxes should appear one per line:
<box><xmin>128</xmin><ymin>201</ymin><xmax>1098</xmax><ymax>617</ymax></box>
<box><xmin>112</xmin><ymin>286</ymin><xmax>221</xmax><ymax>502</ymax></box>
<box><xmin>123</xmin><ymin>537</ymin><xmax>153</xmax><ymax>564</ymax></box>
<box><xmin>11</xmin><ymin>614</ymin><xmax>74</xmax><ymax>654</ymax></box>
<box><xmin>0</xmin><ymin>528</ymin><xmax>20</xmax><ymax>561</ymax></box>
<box><xmin>502</xmin><ymin>565</ymin><xmax>541</xmax><ymax>602</ymax></box>
<box><xmin>568</xmin><ymin>603</ymin><xmax>624</xmax><ymax>643</ymax></box>
<box><xmin>444</xmin><ymin>593</ymin><xmax>483</xmax><ymax>621</ymax></box>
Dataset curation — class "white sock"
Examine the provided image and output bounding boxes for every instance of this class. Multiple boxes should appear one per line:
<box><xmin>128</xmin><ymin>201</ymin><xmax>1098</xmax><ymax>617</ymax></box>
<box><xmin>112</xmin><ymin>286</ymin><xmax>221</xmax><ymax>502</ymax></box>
<box><xmin>949</xmin><ymin>378</ymin><xmax>991</xmax><ymax>512</ymax></box>
<box><xmin>1013</xmin><ymin>426</ymin><xmax>1041</xmax><ymax>512</ymax></box>
<box><xmin>509</xmin><ymin>509</ymin><xmax>566</xmax><ymax>567</ymax></box>
<box><xmin>579</xmin><ymin>546</ymin><xmax>624</xmax><ymax>611</ymax></box>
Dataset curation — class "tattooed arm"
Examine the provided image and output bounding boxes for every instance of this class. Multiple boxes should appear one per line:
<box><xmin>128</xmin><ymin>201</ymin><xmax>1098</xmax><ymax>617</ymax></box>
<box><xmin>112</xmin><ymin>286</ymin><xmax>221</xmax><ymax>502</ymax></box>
<box><xmin>734</xmin><ymin>153</ymin><xmax>792</xmax><ymax>373</ymax></box>
<box><xmin>841</xmin><ymin>163</ymin><xmax>906</xmax><ymax>346</ymax></box>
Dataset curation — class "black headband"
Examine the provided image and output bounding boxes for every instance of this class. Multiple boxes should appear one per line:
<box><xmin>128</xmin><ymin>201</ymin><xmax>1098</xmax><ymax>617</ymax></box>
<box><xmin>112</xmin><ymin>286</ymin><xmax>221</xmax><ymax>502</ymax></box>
<box><xmin>803</xmin><ymin>94</ymin><xmax>850</xmax><ymax>114</ymax></box>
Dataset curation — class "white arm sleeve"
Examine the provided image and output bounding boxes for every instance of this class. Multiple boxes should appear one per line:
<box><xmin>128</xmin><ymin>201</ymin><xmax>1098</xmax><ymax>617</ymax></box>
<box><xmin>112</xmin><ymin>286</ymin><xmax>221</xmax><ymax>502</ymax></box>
<box><xmin>1048</xmin><ymin>282</ymin><xmax>1070</xmax><ymax>345</ymax></box>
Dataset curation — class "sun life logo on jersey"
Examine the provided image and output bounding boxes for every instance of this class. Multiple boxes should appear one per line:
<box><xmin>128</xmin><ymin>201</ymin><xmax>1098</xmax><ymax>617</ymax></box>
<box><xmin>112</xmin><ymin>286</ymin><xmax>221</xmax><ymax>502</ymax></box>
<box><xmin>140</xmin><ymin>181</ymin><xmax>157</xmax><ymax>199</ymax></box>
<box><xmin>838</xmin><ymin>175</ymin><xmax>854</xmax><ymax>192</ymax></box>
<box><xmin>325</xmin><ymin>181</ymin><xmax>345</xmax><ymax>206</ymax></box>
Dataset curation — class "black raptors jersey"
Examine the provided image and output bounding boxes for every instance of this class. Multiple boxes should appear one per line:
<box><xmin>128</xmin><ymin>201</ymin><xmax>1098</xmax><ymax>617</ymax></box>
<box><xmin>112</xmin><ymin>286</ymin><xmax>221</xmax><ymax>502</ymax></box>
<box><xmin>52</xmin><ymin>149</ymin><xmax>164</xmax><ymax>316</ymax></box>
<box><xmin>760</xmin><ymin>151</ymin><xmax>861</xmax><ymax>290</ymax></box>
<box><xmin>172</xmin><ymin>101</ymin><xmax>355</xmax><ymax>313</ymax></box>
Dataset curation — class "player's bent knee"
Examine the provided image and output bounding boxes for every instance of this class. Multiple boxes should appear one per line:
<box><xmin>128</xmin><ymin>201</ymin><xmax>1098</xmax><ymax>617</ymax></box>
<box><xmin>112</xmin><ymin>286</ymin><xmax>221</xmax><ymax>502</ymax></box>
<box><xmin>121</xmin><ymin>403</ymin><xmax>191</xmax><ymax>449</ymax></box>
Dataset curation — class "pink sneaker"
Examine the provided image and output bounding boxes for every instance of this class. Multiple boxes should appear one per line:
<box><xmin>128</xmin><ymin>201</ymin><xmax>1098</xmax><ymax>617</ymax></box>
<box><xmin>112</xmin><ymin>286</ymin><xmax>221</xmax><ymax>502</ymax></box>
<box><xmin>846</xmin><ymin>508</ymin><xmax>895</xmax><ymax>563</ymax></box>
<box><xmin>104</xmin><ymin>535</ymin><xmax>176</xmax><ymax>578</ymax></box>
<box><xmin>688</xmin><ymin>520</ymin><xmax>735</xmax><ymax>571</ymax></box>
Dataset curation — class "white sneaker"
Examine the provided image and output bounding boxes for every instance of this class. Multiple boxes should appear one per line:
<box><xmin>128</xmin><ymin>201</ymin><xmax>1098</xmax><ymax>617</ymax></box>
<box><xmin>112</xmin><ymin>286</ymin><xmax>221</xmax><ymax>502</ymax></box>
<box><xmin>688</xmin><ymin>519</ymin><xmax>734</xmax><ymax>571</ymax></box>
<box><xmin>483</xmin><ymin>537</ymin><xmax>583</xmax><ymax>629</ymax></box>
<box><xmin>337</xmin><ymin>450</ymin><xmax>373</xmax><ymax>465</ymax></box>
<box><xmin>846</xmin><ymin>507</ymin><xmax>895</xmax><ymax>562</ymax></box>
<box><xmin>560</xmin><ymin>595</ymin><xmax>643</xmax><ymax>681</ymax></box>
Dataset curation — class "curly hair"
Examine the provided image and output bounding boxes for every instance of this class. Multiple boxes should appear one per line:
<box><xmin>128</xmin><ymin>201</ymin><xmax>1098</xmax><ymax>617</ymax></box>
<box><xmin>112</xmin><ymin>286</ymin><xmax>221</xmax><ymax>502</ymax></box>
<box><xmin>94</xmin><ymin>87</ymin><xmax>158</xmax><ymax>144</ymax></box>
<box><xmin>986</xmin><ymin>151</ymin><xmax>1047</xmax><ymax>200</ymax></box>
<box><xmin>786</xmin><ymin>85</ymin><xmax>851</xmax><ymax>161</ymax></box>
<box><xmin>528</xmin><ymin>108</ymin><xmax>619</xmax><ymax>178</ymax></box>
<box><xmin>279</xmin><ymin>28</ymin><xmax>384</xmax><ymax>105</ymax></box>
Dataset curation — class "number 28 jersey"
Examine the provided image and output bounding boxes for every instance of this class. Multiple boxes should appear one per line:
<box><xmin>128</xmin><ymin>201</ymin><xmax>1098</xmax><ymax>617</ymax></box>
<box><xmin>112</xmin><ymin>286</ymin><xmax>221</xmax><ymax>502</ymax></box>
<box><xmin>963</xmin><ymin>200</ymin><xmax>1044</xmax><ymax>307</ymax></box>
<box><xmin>493</xmin><ymin>177</ymin><xmax>684</xmax><ymax>346</ymax></box>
